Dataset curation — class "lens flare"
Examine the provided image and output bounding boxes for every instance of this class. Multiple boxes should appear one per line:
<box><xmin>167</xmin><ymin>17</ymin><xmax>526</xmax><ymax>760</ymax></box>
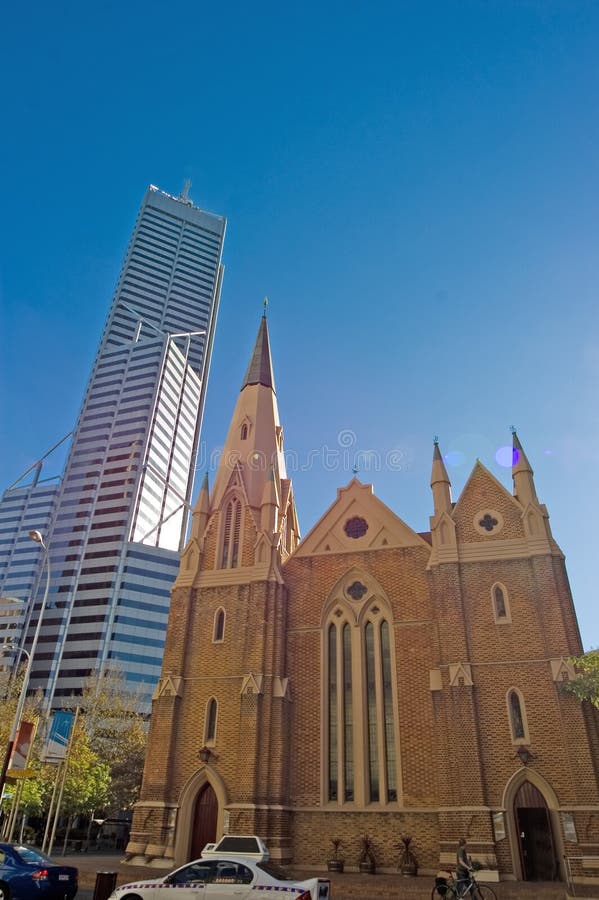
<box><xmin>495</xmin><ymin>446</ymin><xmax>518</xmax><ymax>467</ymax></box>
<box><xmin>444</xmin><ymin>450</ymin><xmax>465</xmax><ymax>467</ymax></box>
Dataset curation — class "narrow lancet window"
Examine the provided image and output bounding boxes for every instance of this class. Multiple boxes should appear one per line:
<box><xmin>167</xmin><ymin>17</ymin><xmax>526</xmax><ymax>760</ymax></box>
<box><xmin>205</xmin><ymin>698</ymin><xmax>218</xmax><ymax>743</ymax></box>
<box><xmin>328</xmin><ymin>624</ymin><xmax>338</xmax><ymax>800</ymax></box>
<box><xmin>494</xmin><ymin>585</ymin><xmax>507</xmax><ymax>618</ymax></box>
<box><xmin>365</xmin><ymin>622</ymin><xmax>379</xmax><ymax>801</ymax></box>
<box><xmin>343</xmin><ymin>623</ymin><xmax>354</xmax><ymax>801</ymax></box>
<box><xmin>220</xmin><ymin>498</ymin><xmax>241</xmax><ymax>568</ymax></box>
<box><xmin>509</xmin><ymin>690</ymin><xmax>525</xmax><ymax>740</ymax></box>
<box><xmin>381</xmin><ymin>621</ymin><xmax>397</xmax><ymax>801</ymax></box>
<box><xmin>213</xmin><ymin>608</ymin><xmax>225</xmax><ymax>642</ymax></box>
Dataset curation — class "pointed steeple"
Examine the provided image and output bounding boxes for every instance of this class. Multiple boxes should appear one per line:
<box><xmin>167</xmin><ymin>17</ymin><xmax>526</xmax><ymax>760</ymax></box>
<box><xmin>511</xmin><ymin>429</ymin><xmax>538</xmax><ymax>506</ymax></box>
<box><xmin>240</xmin><ymin>313</ymin><xmax>275</xmax><ymax>392</ymax></box>
<box><xmin>430</xmin><ymin>438</ymin><xmax>452</xmax><ymax>515</ymax></box>
<box><xmin>211</xmin><ymin>314</ymin><xmax>287</xmax><ymax>514</ymax></box>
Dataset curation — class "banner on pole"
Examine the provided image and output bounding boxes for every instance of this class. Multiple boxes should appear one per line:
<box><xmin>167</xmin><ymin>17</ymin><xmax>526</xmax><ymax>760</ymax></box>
<box><xmin>41</xmin><ymin>711</ymin><xmax>75</xmax><ymax>763</ymax></box>
<box><xmin>7</xmin><ymin>720</ymin><xmax>37</xmax><ymax>778</ymax></box>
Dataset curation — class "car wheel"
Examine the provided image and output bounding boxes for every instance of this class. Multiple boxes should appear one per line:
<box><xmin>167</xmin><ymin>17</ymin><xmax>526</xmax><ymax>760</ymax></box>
<box><xmin>119</xmin><ymin>894</ymin><xmax>143</xmax><ymax>900</ymax></box>
<box><xmin>0</xmin><ymin>882</ymin><xmax>10</xmax><ymax>900</ymax></box>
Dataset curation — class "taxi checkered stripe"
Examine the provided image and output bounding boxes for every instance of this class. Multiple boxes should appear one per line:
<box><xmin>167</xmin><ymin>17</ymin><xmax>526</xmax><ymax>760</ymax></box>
<box><xmin>118</xmin><ymin>881</ymin><xmax>307</xmax><ymax>893</ymax></box>
<box><xmin>119</xmin><ymin>884</ymin><xmax>204</xmax><ymax>889</ymax></box>
<box><xmin>251</xmin><ymin>888</ymin><xmax>304</xmax><ymax>893</ymax></box>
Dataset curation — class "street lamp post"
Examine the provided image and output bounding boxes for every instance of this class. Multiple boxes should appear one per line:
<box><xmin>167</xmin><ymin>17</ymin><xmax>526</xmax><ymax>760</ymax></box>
<box><xmin>0</xmin><ymin>530</ymin><xmax>51</xmax><ymax>801</ymax></box>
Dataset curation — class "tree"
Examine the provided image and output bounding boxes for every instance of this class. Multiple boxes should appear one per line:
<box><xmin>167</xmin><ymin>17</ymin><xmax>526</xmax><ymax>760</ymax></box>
<box><xmin>78</xmin><ymin>670</ymin><xmax>148</xmax><ymax>814</ymax></box>
<box><xmin>56</xmin><ymin>723</ymin><xmax>111</xmax><ymax>817</ymax></box>
<box><xmin>1</xmin><ymin>666</ymin><xmax>148</xmax><ymax>842</ymax></box>
<box><xmin>562</xmin><ymin>651</ymin><xmax>599</xmax><ymax>708</ymax></box>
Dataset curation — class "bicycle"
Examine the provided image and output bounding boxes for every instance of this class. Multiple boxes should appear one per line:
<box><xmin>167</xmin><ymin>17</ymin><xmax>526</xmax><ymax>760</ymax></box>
<box><xmin>431</xmin><ymin>870</ymin><xmax>497</xmax><ymax>900</ymax></box>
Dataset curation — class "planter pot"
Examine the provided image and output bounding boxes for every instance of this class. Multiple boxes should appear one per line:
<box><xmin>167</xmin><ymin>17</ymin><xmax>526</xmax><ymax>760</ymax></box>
<box><xmin>327</xmin><ymin>860</ymin><xmax>344</xmax><ymax>873</ymax></box>
<box><xmin>400</xmin><ymin>861</ymin><xmax>418</xmax><ymax>877</ymax></box>
<box><xmin>359</xmin><ymin>859</ymin><xmax>375</xmax><ymax>874</ymax></box>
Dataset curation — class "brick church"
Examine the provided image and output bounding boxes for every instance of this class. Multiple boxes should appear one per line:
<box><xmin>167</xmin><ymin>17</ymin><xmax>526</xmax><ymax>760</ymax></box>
<box><xmin>127</xmin><ymin>315</ymin><xmax>599</xmax><ymax>882</ymax></box>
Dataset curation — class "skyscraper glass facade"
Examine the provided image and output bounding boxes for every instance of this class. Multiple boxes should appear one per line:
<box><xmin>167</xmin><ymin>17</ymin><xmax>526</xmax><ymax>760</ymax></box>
<box><xmin>0</xmin><ymin>185</ymin><xmax>226</xmax><ymax>709</ymax></box>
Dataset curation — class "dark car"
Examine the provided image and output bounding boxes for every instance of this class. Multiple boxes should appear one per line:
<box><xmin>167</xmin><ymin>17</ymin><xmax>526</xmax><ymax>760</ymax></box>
<box><xmin>0</xmin><ymin>844</ymin><xmax>78</xmax><ymax>900</ymax></box>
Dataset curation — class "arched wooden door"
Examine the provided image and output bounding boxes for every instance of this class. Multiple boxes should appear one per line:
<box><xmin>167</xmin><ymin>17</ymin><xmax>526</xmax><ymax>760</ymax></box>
<box><xmin>189</xmin><ymin>783</ymin><xmax>218</xmax><ymax>860</ymax></box>
<box><xmin>514</xmin><ymin>781</ymin><xmax>557</xmax><ymax>880</ymax></box>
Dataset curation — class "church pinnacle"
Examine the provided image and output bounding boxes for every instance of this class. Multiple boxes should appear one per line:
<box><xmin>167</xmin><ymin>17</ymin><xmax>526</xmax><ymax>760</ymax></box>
<box><xmin>511</xmin><ymin>429</ymin><xmax>538</xmax><ymax>506</ymax></box>
<box><xmin>430</xmin><ymin>438</ymin><xmax>452</xmax><ymax>515</ymax></box>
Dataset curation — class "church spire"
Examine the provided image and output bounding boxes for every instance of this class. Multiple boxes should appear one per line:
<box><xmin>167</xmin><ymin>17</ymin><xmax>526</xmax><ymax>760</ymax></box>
<box><xmin>211</xmin><ymin>313</ymin><xmax>286</xmax><ymax>514</ymax></box>
<box><xmin>240</xmin><ymin>308</ymin><xmax>275</xmax><ymax>392</ymax></box>
<box><xmin>511</xmin><ymin>429</ymin><xmax>538</xmax><ymax>506</ymax></box>
<box><xmin>430</xmin><ymin>438</ymin><xmax>452</xmax><ymax>515</ymax></box>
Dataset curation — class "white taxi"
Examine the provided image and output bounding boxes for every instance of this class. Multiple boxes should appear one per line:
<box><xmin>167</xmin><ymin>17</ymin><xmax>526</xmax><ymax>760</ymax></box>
<box><xmin>109</xmin><ymin>836</ymin><xmax>330</xmax><ymax>900</ymax></box>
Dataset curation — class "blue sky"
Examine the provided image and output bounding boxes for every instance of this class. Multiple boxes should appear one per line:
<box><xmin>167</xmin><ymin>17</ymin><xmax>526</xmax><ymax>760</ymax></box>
<box><xmin>1</xmin><ymin>1</ymin><xmax>598</xmax><ymax>647</ymax></box>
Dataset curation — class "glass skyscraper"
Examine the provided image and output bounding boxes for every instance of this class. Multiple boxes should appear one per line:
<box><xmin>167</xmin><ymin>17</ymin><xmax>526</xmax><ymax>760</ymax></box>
<box><xmin>0</xmin><ymin>184</ymin><xmax>226</xmax><ymax>708</ymax></box>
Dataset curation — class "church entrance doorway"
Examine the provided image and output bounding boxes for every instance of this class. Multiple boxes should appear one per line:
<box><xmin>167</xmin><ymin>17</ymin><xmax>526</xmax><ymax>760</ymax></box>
<box><xmin>514</xmin><ymin>781</ymin><xmax>557</xmax><ymax>881</ymax></box>
<box><xmin>190</xmin><ymin>783</ymin><xmax>218</xmax><ymax>860</ymax></box>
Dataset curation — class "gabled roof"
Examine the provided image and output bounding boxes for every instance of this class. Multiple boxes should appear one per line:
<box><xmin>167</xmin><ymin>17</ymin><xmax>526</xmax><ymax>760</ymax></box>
<box><xmin>450</xmin><ymin>459</ymin><xmax>529</xmax><ymax>544</ymax></box>
<box><xmin>292</xmin><ymin>478</ymin><xmax>430</xmax><ymax>558</ymax></box>
<box><xmin>452</xmin><ymin>459</ymin><xmax>524</xmax><ymax>518</ymax></box>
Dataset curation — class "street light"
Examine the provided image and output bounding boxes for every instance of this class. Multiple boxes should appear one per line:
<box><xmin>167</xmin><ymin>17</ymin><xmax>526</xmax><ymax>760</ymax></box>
<box><xmin>0</xmin><ymin>530</ymin><xmax>52</xmax><ymax>800</ymax></box>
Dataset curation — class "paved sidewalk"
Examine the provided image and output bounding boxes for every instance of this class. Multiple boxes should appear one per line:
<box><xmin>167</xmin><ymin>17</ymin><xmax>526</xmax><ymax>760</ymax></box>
<box><xmin>55</xmin><ymin>851</ymin><xmax>599</xmax><ymax>900</ymax></box>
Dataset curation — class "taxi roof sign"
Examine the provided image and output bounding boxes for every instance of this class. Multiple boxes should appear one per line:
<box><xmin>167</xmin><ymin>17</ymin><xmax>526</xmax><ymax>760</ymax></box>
<box><xmin>201</xmin><ymin>835</ymin><xmax>269</xmax><ymax>862</ymax></box>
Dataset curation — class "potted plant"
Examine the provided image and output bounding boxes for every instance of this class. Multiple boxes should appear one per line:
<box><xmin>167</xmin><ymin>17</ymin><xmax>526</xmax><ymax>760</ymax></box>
<box><xmin>397</xmin><ymin>833</ymin><xmax>418</xmax><ymax>876</ymax></box>
<box><xmin>327</xmin><ymin>838</ymin><xmax>344</xmax><ymax>873</ymax></box>
<box><xmin>358</xmin><ymin>834</ymin><xmax>376</xmax><ymax>874</ymax></box>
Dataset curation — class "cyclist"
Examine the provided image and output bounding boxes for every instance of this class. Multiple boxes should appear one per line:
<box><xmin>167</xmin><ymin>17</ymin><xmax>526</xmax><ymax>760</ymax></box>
<box><xmin>456</xmin><ymin>838</ymin><xmax>474</xmax><ymax>897</ymax></box>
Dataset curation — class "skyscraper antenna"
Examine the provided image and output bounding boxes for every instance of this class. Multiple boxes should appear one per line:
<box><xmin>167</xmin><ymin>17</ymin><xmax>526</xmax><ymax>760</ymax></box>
<box><xmin>180</xmin><ymin>179</ymin><xmax>192</xmax><ymax>202</ymax></box>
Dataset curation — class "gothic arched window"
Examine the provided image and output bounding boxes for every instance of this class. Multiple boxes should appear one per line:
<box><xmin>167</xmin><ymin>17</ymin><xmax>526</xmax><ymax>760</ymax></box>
<box><xmin>492</xmin><ymin>583</ymin><xmax>511</xmax><ymax>623</ymax></box>
<box><xmin>220</xmin><ymin>498</ymin><xmax>242</xmax><ymax>568</ymax></box>
<box><xmin>326</xmin><ymin>604</ymin><xmax>398</xmax><ymax>806</ymax></box>
<box><xmin>240</xmin><ymin>423</ymin><xmax>248</xmax><ymax>440</ymax></box>
<box><xmin>327</xmin><ymin>624</ymin><xmax>338</xmax><ymax>801</ymax></box>
<box><xmin>508</xmin><ymin>689</ymin><xmax>527</xmax><ymax>742</ymax></box>
<box><xmin>380</xmin><ymin>621</ymin><xmax>397</xmax><ymax>800</ymax></box>
<box><xmin>213</xmin><ymin>608</ymin><xmax>225</xmax><ymax>642</ymax></box>
<box><xmin>205</xmin><ymin>697</ymin><xmax>218</xmax><ymax>744</ymax></box>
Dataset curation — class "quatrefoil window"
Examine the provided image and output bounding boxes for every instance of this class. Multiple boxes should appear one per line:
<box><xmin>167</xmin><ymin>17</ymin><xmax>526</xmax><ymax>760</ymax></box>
<box><xmin>347</xmin><ymin>581</ymin><xmax>368</xmax><ymax>601</ymax></box>
<box><xmin>473</xmin><ymin>509</ymin><xmax>504</xmax><ymax>536</ymax></box>
<box><xmin>479</xmin><ymin>513</ymin><xmax>498</xmax><ymax>532</ymax></box>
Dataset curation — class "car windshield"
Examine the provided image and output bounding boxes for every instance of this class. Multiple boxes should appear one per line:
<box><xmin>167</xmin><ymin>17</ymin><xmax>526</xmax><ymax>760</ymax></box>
<box><xmin>13</xmin><ymin>846</ymin><xmax>53</xmax><ymax>865</ymax></box>
<box><xmin>257</xmin><ymin>861</ymin><xmax>291</xmax><ymax>881</ymax></box>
